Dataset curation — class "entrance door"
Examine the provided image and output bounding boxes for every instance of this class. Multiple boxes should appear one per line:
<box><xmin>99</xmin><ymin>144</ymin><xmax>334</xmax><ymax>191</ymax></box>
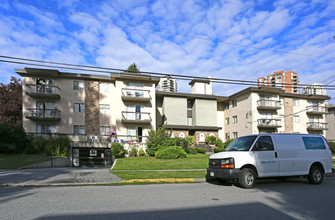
<box><xmin>138</xmin><ymin>127</ymin><xmax>143</xmax><ymax>142</ymax></box>
<box><xmin>200</xmin><ymin>133</ymin><xmax>205</xmax><ymax>142</ymax></box>
<box><xmin>252</xmin><ymin>136</ymin><xmax>278</xmax><ymax>177</ymax></box>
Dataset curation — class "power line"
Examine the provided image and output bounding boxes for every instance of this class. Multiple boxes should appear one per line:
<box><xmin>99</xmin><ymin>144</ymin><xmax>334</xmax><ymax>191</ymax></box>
<box><xmin>2</xmin><ymin>55</ymin><xmax>335</xmax><ymax>90</ymax></box>
<box><xmin>9</xmin><ymin>0</ymin><xmax>335</xmax><ymax>60</ymax></box>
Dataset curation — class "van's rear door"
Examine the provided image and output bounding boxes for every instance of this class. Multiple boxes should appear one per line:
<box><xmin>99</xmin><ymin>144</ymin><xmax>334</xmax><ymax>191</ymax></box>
<box><xmin>252</xmin><ymin>136</ymin><xmax>279</xmax><ymax>177</ymax></box>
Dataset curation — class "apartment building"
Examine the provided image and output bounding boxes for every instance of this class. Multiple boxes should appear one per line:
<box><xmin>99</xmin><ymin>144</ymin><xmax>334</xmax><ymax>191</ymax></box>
<box><xmin>156</xmin><ymin>77</ymin><xmax>177</xmax><ymax>92</ymax></box>
<box><xmin>326</xmin><ymin>106</ymin><xmax>335</xmax><ymax>141</ymax></box>
<box><xmin>16</xmin><ymin>67</ymin><xmax>330</xmax><ymax>145</ymax></box>
<box><xmin>258</xmin><ymin>70</ymin><xmax>299</xmax><ymax>93</ymax></box>
<box><xmin>301</xmin><ymin>83</ymin><xmax>327</xmax><ymax>96</ymax></box>
<box><xmin>16</xmin><ymin>68</ymin><xmax>159</xmax><ymax>142</ymax></box>
<box><xmin>223</xmin><ymin>87</ymin><xmax>329</xmax><ymax>141</ymax></box>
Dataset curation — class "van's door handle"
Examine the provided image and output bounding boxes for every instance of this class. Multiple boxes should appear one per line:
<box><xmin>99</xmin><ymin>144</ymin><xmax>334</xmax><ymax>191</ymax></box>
<box><xmin>275</xmin><ymin>152</ymin><xmax>278</xmax><ymax>158</ymax></box>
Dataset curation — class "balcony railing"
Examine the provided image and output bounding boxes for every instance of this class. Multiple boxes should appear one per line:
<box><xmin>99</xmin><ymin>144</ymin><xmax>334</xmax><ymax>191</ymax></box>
<box><xmin>257</xmin><ymin>119</ymin><xmax>281</xmax><ymax>128</ymax></box>
<box><xmin>306</xmin><ymin>106</ymin><xmax>327</xmax><ymax>115</ymax></box>
<box><xmin>121</xmin><ymin>88</ymin><xmax>151</xmax><ymax>102</ymax></box>
<box><xmin>306</xmin><ymin>122</ymin><xmax>328</xmax><ymax>131</ymax></box>
<box><xmin>26</xmin><ymin>108</ymin><xmax>61</xmax><ymax>121</ymax></box>
<box><xmin>257</xmin><ymin>100</ymin><xmax>281</xmax><ymax>110</ymax></box>
<box><xmin>26</xmin><ymin>84</ymin><xmax>61</xmax><ymax>99</ymax></box>
<box><xmin>121</xmin><ymin>111</ymin><xmax>151</xmax><ymax>123</ymax></box>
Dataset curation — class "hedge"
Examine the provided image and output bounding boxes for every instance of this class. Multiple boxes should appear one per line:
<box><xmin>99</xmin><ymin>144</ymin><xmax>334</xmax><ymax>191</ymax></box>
<box><xmin>155</xmin><ymin>146</ymin><xmax>187</xmax><ymax>159</ymax></box>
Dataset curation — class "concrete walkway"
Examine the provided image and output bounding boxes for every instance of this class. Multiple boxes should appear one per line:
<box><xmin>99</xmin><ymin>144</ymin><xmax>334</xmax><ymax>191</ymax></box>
<box><xmin>0</xmin><ymin>167</ymin><xmax>122</xmax><ymax>187</ymax></box>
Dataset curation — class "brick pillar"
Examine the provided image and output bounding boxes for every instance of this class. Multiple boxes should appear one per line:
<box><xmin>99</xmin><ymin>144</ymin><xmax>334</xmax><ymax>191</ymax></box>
<box><xmin>284</xmin><ymin>97</ymin><xmax>293</xmax><ymax>133</ymax></box>
<box><xmin>85</xmin><ymin>80</ymin><xmax>99</xmax><ymax>135</ymax></box>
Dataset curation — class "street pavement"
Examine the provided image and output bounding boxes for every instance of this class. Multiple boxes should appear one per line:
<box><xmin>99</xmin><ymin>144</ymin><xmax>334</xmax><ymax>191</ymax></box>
<box><xmin>1</xmin><ymin>176</ymin><xmax>335</xmax><ymax>220</ymax></box>
<box><xmin>0</xmin><ymin>167</ymin><xmax>122</xmax><ymax>186</ymax></box>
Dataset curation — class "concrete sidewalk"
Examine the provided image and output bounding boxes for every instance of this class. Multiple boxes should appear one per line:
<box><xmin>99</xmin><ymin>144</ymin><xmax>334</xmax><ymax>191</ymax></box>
<box><xmin>0</xmin><ymin>167</ymin><xmax>122</xmax><ymax>187</ymax></box>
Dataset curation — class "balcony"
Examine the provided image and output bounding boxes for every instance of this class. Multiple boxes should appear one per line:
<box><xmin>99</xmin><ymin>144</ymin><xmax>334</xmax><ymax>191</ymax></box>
<box><xmin>26</xmin><ymin>84</ymin><xmax>61</xmax><ymax>99</ymax></box>
<box><xmin>306</xmin><ymin>122</ymin><xmax>328</xmax><ymax>131</ymax></box>
<box><xmin>306</xmin><ymin>106</ymin><xmax>327</xmax><ymax>115</ymax></box>
<box><xmin>121</xmin><ymin>88</ymin><xmax>151</xmax><ymax>102</ymax></box>
<box><xmin>26</xmin><ymin>108</ymin><xmax>61</xmax><ymax>121</ymax></box>
<box><xmin>121</xmin><ymin>111</ymin><xmax>151</xmax><ymax>124</ymax></box>
<box><xmin>257</xmin><ymin>100</ymin><xmax>281</xmax><ymax>110</ymax></box>
<box><xmin>257</xmin><ymin>119</ymin><xmax>281</xmax><ymax>128</ymax></box>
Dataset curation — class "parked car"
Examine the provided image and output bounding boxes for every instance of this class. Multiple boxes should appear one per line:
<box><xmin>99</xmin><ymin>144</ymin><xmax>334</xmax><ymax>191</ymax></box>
<box><xmin>207</xmin><ymin>134</ymin><xmax>333</xmax><ymax>188</ymax></box>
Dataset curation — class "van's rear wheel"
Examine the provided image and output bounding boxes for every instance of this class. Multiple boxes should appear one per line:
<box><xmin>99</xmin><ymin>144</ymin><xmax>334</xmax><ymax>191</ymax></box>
<box><xmin>308</xmin><ymin>165</ymin><xmax>324</xmax><ymax>185</ymax></box>
<box><xmin>238</xmin><ymin>168</ymin><xmax>256</xmax><ymax>189</ymax></box>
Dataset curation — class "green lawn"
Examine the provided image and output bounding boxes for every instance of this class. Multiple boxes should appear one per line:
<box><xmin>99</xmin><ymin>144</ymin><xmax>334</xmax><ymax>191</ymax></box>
<box><xmin>0</xmin><ymin>153</ymin><xmax>56</xmax><ymax>169</ymax></box>
<box><xmin>112</xmin><ymin>154</ymin><xmax>210</xmax><ymax>170</ymax></box>
<box><xmin>111</xmin><ymin>170</ymin><xmax>207</xmax><ymax>180</ymax></box>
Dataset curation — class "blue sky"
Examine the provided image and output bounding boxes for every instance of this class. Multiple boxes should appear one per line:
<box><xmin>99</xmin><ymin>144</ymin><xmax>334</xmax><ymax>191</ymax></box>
<box><xmin>0</xmin><ymin>0</ymin><xmax>334</xmax><ymax>103</ymax></box>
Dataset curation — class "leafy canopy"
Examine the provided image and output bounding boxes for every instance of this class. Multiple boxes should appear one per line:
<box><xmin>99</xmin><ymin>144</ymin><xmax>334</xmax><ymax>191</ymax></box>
<box><xmin>126</xmin><ymin>63</ymin><xmax>139</xmax><ymax>73</ymax></box>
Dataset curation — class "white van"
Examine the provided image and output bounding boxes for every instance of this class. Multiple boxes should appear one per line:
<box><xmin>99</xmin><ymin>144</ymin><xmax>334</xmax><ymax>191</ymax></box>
<box><xmin>207</xmin><ymin>134</ymin><xmax>333</xmax><ymax>188</ymax></box>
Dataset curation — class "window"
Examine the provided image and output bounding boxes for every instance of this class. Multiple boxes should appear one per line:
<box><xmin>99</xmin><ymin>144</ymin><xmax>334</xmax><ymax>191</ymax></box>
<box><xmin>253</xmin><ymin>136</ymin><xmax>274</xmax><ymax>151</ymax></box>
<box><xmin>179</xmin><ymin>132</ymin><xmax>185</xmax><ymax>138</ymax></box>
<box><xmin>99</xmin><ymin>104</ymin><xmax>110</xmax><ymax>114</ymax></box>
<box><xmin>232</xmin><ymin>100</ymin><xmax>237</xmax><ymax>107</ymax></box>
<box><xmin>73</xmin><ymin>103</ymin><xmax>85</xmax><ymax>112</ymax></box>
<box><xmin>74</xmin><ymin>125</ymin><xmax>85</xmax><ymax>135</ymax></box>
<box><xmin>73</xmin><ymin>81</ymin><xmax>84</xmax><ymax>90</ymax></box>
<box><xmin>233</xmin><ymin>116</ymin><xmax>238</xmax><ymax>123</ymax></box>
<box><xmin>225</xmin><ymin>133</ymin><xmax>230</xmax><ymax>140</ymax></box>
<box><xmin>233</xmin><ymin>132</ymin><xmax>238</xmax><ymax>139</ymax></box>
<box><xmin>127</xmin><ymin>127</ymin><xmax>137</xmax><ymax>136</ymax></box>
<box><xmin>100</xmin><ymin>126</ymin><xmax>110</xmax><ymax>135</ymax></box>
<box><xmin>225</xmin><ymin>118</ymin><xmax>229</xmax><ymax>125</ymax></box>
<box><xmin>294</xmin><ymin>115</ymin><xmax>300</xmax><ymax>123</ymax></box>
<box><xmin>293</xmin><ymin>99</ymin><xmax>299</xmax><ymax>107</ymax></box>
<box><xmin>225</xmin><ymin>103</ymin><xmax>229</xmax><ymax>109</ymax></box>
<box><xmin>99</xmin><ymin>83</ymin><xmax>110</xmax><ymax>93</ymax></box>
<box><xmin>127</xmin><ymin>82</ymin><xmax>144</xmax><ymax>88</ymax></box>
<box><xmin>302</xmin><ymin>137</ymin><xmax>326</xmax><ymax>150</ymax></box>
<box><xmin>36</xmin><ymin>124</ymin><xmax>55</xmax><ymax>134</ymax></box>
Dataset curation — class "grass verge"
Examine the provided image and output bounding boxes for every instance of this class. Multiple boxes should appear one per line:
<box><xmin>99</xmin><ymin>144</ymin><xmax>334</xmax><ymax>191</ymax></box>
<box><xmin>0</xmin><ymin>153</ymin><xmax>62</xmax><ymax>169</ymax></box>
<box><xmin>111</xmin><ymin>170</ymin><xmax>206</xmax><ymax>180</ymax></box>
<box><xmin>112</xmin><ymin>154</ymin><xmax>209</xmax><ymax>170</ymax></box>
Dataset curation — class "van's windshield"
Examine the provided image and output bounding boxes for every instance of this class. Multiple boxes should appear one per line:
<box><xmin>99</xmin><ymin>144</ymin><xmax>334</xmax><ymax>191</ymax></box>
<box><xmin>226</xmin><ymin>136</ymin><xmax>258</xmax><ymax>151</ymax></box>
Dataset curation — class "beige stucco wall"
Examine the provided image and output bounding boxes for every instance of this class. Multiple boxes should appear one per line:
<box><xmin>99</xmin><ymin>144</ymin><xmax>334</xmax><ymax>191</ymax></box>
<box><xmin>224</xmin><ymin>93</ymin><xmax>253</xmax><ymax>140</ymax></box>
<box><xmin>193</xmin><ymin>99</ymin><xmax>217</xmax><ymax>126</ymax></box>
<box><xmin>162</xmin><ymin>96</ymin><xmax>187</xmax><ymax>125</ymax></box>
<box><xmin>217</xmin><ymin>102</ymin><xmax>225</xmax><ymax>140</ymax></box>
<box><xmin>326</xmin><ymin>109</ymin><xmax>335</xmax><ymax>140</ymax></box>
<box><xmin>114</xmin><ymin>80</ymin><xmax>156</xmax><ymax>139</ymax></box>
<box><xmin>58</xmin><ymin>78</ymin><xmax>85</xmax><ymax>134</ymax></box>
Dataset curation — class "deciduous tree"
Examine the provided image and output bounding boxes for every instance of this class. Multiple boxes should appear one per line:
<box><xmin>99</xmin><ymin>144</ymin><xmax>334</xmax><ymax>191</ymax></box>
<box><xmin>0</xmin><ymin>77</ymin><xmax>22</xmax><ymax>125</ymax></box>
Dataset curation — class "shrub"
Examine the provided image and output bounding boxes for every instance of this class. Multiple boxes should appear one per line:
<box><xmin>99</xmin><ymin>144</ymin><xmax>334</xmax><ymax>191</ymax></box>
<box><xmin>328</xmin><ymin>141</ymin><xmax>335</xmax><ymax>154</ymax></box>
<box><xmin>25</xmin><ymin>135</ymin><xmax>45</xmax><ymax>154</ymax></box>
<box><xmin>155</xmin><ymin>146</ymin><xmax>187</xmax><ymax>159</ymax></box>
<box><xmin>42</xmin><ymin>136</ymin><xmax>70</xmax><ymax>156</ymax></box>
<box><xmin>131</xmin><ymin>148</ymin><xmax>137</xmax><ymax>157</ymax></box>
<box><xmin>206</xmin><ymin>136</ymin><xmax>217</xmax><ymax>145</ymax></box>
<box><xmin>216</xmin><ymin>138</ymin><xmax>224</xmax><ymax>148</ymax></box>
<box><xmin>146</xmin><ymin>125</ymin><xmax>171</xmax><ymax>156</ymax></box>
<box><xmin>186</xmin><ymin>135</ymin><xmax>195</xmax><ymax>146</ymax></box>
<box><xmin>195</xmin><ymin>148</ymin><xmax>206</xmax><ymax>154</ymax></box>
<box><xmin>186</xmin><ymin>147</ymin><xmax>197</xmax><ymax>154</ymax></box>
<box><xmin>214</xmin><ymin>147</ymin><xmax>225</xmax><ymax>153</ymax></box>
<box><xmin>138</xmin><ymin>148</ymin><xmax>146</xmax><ymax>156</ymax></box>
<box><xmin>0</xmin><ymin>124</ymin><xmax>27</xmax><ymax>153</ymax></box>
<box><xmin>224</xmin><ymin>139</ymin><xmax>235</xmax><ymax>148</ymax></box>
<box><xmin>111</xmin><ymin>143</ymin><xmax>126</xmax><ymax>158</ymax></box>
